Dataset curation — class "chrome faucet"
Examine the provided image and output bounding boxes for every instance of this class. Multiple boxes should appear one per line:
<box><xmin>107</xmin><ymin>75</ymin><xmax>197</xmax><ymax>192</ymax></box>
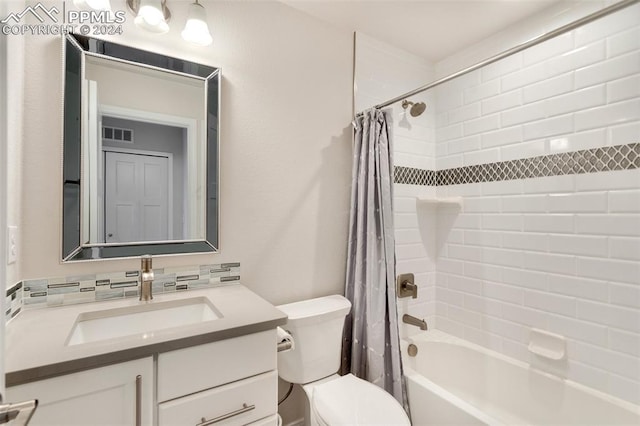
<box><xmin>403</xmin><ymin>314</ymin><xmax>428</xmax><ymax>330</ymax></box>
<box><xmin>139</xmin><ymin>255</ymin><xmax>154</xmax><ymax>301</ymax></box>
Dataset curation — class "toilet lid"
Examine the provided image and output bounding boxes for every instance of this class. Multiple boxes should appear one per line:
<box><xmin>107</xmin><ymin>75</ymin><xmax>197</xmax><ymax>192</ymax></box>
<box><xmin>312</xmin><ymin>374</ymin><xmax>410</xmax><ymax>426</ymax></box>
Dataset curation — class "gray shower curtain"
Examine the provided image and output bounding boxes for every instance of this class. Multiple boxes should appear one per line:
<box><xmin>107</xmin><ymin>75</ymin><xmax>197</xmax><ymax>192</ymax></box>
<box><xmin>342</xmin><ymin>108</ymin><xmax>408</xmax><ymax>410</ymax></box>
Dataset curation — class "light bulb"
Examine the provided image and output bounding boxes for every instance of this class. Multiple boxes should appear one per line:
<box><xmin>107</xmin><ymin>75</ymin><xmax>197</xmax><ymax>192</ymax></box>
<box><xmin>134</xmin><ymin>0</ymin><xmax>169</xmax><ymax>34</ymax></box>
<box><xmin>182</xmin><ymin>1</ymin><xmax>213</xmax><ymax>46</ymax></box>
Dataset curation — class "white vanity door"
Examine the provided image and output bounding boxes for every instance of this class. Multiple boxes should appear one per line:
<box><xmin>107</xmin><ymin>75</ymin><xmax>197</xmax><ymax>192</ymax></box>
<box><xmin>6</xmin><ymin>357</ymin><xmax>154</xmax><ymax>425</ymax></box>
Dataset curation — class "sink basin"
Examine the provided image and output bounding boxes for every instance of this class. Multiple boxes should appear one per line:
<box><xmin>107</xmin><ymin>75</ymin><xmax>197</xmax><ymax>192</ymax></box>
<box><xmin>66</xmin><ymin>297</ymin><xmax>221</xmax><ymax>346</ymax></box>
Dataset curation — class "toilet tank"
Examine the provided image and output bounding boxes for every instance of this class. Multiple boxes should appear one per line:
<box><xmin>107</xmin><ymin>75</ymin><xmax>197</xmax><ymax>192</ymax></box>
<box><xmin>277</xmin><ymin>295</ymin><xmax>351</xmax><ymax>384</ymax></box>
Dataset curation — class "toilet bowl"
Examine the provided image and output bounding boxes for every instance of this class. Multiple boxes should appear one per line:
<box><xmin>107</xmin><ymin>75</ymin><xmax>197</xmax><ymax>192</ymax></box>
<box><xmin>304</xmin><ymin>374</ymin><xmax>410</xmax><ymax>426</ymax></box>
<box><xmin>277</xmin><ymin>295</ymin><xmax>410</xmax><ymax>426</ymax></box>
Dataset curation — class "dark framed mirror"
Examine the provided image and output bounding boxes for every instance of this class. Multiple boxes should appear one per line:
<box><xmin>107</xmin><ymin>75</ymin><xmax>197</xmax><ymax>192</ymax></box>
<box><xmin>62</xmin><ymin>33</ymin><xmax>219</xmax><ymax>261</ymax></box>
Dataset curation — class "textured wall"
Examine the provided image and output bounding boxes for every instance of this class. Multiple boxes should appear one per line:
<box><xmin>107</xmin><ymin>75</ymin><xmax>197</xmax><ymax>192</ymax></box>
<box><xmin>14</xmin><ymin>0</ymin><xmax>353</xmax><ymax>308</ymax></box>
<box><xmin>5</xmin><ymin>9</ymin><xmax>24</xmax><ymax>288</ymax></box>
<box><xmin>0</xmin><ymin>0</ymin><xmax>9</xmax><ymax>396</ymax></box>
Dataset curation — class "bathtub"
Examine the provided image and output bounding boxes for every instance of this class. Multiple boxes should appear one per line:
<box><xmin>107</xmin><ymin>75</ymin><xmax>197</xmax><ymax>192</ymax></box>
<box><xmin>403</xmin><ymin>330</ymin><xmax>640</xmax><ymax>425</ymax></box>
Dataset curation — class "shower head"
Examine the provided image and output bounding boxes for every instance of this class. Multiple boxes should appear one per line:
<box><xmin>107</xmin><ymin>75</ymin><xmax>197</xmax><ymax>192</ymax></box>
<box><xmin>401</xmin><ymin>99</ymin><xmax>427</xmax><ymax>117</ymax></box>
<box><xmin>410</xmin><ymin>102</ymin><xmax>426</xmax><ymax>116</ymax></box>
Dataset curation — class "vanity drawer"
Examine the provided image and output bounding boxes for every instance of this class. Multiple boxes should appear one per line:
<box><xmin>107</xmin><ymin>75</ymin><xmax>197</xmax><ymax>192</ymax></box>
<box><xmin>158</xmin><ymin>370</ymin><xmax>277</xmax><ymax>426</ymax></box>
<box><xmin>246</xmin><ymin>415</ymin><xmax>279</xmax><ymax>425</ymax></box>
<box><xmin>158</xmin><ymin>330</ymin><xmax>276</xmax><ymax>401</ymax></box>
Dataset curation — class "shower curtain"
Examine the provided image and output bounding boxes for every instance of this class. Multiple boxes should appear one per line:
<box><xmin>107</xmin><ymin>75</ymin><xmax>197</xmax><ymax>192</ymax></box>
<box><xmin>342</xmin><ymin>108</ymin><xmax>408</xmax><ymax>410</ymax></box>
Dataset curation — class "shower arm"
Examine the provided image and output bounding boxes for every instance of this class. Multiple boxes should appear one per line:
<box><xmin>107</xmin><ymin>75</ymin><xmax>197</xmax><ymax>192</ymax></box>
<box><xmin>355</xmin><ymin>0</ymin><xmax>639</xmax><ymax>117</ymax></box>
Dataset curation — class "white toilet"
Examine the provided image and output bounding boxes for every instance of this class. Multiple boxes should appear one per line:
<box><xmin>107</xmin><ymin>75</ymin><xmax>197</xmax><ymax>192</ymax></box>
<box><xmin>277</xmin><ymin>295</ymin><xmax>411</xmax><ymax>426</ymax></box>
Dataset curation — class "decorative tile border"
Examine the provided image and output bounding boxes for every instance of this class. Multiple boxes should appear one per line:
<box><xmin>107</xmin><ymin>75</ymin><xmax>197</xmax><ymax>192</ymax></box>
<box><xmin>394</xmin><ymin>143</ymin><xmax>640</xmax><ymax>186</ymax></box>
<box><xmin>5</xmin><ymin>283</ymin><xmax>23</xmax><ymax>323</ymax></box>
<box><xmin>6</xmin><ymin>262</ymin><xmax>240</xmax><ymax>318</ymax></box>
<box><xmin>394</xmin><ymin>167</ymin><xmax>436</xmax><ymax>186</ymax></box>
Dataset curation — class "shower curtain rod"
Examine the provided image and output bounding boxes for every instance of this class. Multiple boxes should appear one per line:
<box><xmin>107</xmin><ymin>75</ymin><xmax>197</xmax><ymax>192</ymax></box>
<box><xmin>356</xmin><ymin>0</ymin><xmax>639</xmax><ymax>116</ymax></box>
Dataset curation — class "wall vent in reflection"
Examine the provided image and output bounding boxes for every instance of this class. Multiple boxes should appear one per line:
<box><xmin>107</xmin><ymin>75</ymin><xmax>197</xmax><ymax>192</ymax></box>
<box><xmin>103</xmin><ymin>126</ymin><xmax>134</xmax><ymax>144</ymax></box>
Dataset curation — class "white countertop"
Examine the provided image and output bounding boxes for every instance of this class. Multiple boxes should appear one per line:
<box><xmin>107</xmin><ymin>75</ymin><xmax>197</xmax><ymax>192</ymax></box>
<box><xmin>6</xmin><ymin>284</ymin><xmax>287</xmax><ymax>386</ymax></box>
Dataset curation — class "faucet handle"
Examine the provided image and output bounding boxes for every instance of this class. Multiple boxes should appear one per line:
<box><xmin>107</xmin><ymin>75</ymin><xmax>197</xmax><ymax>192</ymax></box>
<box><xmin>140</xmin><ymin>255</ymin><xmax>154</xmax><ymax>302</ymax></box>
<box><xmin>396</xmin><ymin>273</ymin><xmax>417</xmax><ymax>299</ymax></box>
<box><xmin>141</xmin><ymin>255</ymin><xmax>152</xmax><ymax>272</ymax></box>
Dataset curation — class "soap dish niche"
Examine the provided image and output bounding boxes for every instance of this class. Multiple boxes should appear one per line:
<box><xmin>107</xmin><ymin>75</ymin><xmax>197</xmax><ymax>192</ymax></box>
<box><xmin>528</xmin><ymin>328</ymin><xmax>566</xmax><ymax>360</ymax></box>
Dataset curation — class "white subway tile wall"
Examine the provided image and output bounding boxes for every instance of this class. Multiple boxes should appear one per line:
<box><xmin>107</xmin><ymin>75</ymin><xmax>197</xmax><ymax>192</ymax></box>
<box><xmin>355</xmin><ymin>33</ymin><xmax>437</xmax><ymax>339</ymax></box>
<box><xmin>435</xmin><ymin>5</ymin><xmax>640</xmax><ymax>169</ymax></box>
<box><xmin>435</xmin><ymin>168</ymin><xmax>640</xmax><ymax>403</ymax></box>
<box><xmin>357</xmin><ymin>5</ymin><xmax>640</xmax><ymax>405</ymax></box>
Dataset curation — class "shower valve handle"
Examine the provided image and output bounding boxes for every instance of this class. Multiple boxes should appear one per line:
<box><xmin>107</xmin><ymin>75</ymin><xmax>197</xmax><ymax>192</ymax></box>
<box><xmin>397</xmin><ymin>273</ymin><xmax>417</xmax><ymax>299</ymax></box>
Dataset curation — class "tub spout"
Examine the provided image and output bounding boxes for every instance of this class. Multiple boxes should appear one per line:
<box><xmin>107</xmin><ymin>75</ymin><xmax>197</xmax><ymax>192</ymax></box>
<box><xmin>403</xmin><ymin>314</ymin><xmax>428</xmax><ymax>330</ymax></box>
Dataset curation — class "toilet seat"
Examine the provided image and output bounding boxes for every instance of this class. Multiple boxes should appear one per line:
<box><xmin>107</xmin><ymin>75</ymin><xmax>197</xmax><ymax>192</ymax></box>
<box><xmin>311</xmin><ymin>374</ymin><xmax>410</xmax><ymax>426</ymax></box>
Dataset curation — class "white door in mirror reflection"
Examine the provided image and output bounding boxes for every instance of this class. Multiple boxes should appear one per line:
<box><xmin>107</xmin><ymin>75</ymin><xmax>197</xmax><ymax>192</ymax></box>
<box><xmin>105</xmin><ymin>152</ymin><xmax>171</xmax><ymax>243</ymax></box>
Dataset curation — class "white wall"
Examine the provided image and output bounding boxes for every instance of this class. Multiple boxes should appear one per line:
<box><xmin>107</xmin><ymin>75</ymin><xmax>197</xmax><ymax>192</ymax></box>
<box><xmin>0</xmin><ymin>0</ymin><xmax>9</xmax><ymax>399</ymax></box>
<box><xmin>433</xmin><ymin>2</ymin><xmax>640</xmax><ymax>404</ymax></box>
<box><xmin>15</xmin><ymin>0</ymin><xmax>353</xmax><ymax>307</ymax></box>
<box><xmin>85</xmin><ymin>57</ymin><xmax>205</xmax><ymax>125</ymax></box>
<box><xmin>354</xmin><ymin>32</ymin><xmax>436</xmax><ymax>339</ymax></box>
<box><xmin>5</xmin><ymin>12</ymin><xmax>24</xmax><ymax>289</ymax></box>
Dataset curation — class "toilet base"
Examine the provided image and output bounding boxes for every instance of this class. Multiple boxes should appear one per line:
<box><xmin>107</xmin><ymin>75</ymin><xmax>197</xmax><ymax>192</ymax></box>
<box><xmin>295</xmin><ymin>373</ymin><xmax>410</xmax><ymax>426</ymax></box>
<box><xmin>301</xmin><ymin>374</ymin><xmax>340</xmax><ymax>426</ymax></box>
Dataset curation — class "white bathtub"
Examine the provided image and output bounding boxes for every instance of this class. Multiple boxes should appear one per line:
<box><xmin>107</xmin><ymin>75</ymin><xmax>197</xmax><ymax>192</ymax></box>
<box><xmin>403</xmin><ymin>330</ymin><xmax>640</xmax><ymax>425</ymax></box>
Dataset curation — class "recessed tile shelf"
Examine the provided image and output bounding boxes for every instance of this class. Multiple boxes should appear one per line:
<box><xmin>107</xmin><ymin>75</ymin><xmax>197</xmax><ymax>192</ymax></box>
<box><xmin>416</xmin><ymin>197</ymin><xmax>462</xmax><ymax>260</ymax></box>
<box><xmin>416</xmin><ymin>197</ymin><xmax>464</xmax><ymax>208</ymax></box>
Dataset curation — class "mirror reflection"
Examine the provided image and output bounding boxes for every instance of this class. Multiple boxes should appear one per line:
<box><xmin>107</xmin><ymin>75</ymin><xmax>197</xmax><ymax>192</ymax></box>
<box><xmin>83</xmin><ymin>55</ymin><xmax>206</xmax><ymax>244</ymax></box>
<box><xmin>62</xmin><ymin>34</ymin><xmax>220</xmax><ymax>261</ymax></box>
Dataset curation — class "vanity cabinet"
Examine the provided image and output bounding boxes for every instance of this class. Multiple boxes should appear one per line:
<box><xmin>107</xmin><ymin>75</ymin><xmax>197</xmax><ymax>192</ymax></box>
<box><xmin>157</xmin><ymin>330</ymin><xmax>278</xmax><ymax>425</ymax></box>
<box><xmin>5</xmin><ymin>357</ymin><xmax>154</xmax><ymax>425</ymax></box>
<box><xmin>158</xmin><ymin>371</ymin><xmax>277</xmax><ymax>425</ymax></box>
<box><xmin>7</xmin><ymin>330</ymin><xmax>278</xmax><ymax>425</ymax></box>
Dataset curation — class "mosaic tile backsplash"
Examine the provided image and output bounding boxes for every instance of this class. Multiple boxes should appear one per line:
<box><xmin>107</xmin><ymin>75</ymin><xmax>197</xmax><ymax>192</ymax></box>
<box><xmin>5</xmin><ymin>262</ymin><xmax>240</xmax><ymax>322</ymax></box>
<box><xmin>394</xmin><ymin>143</ymin><xmax>640</xmax><ymax>186</ymax></box>
<box><xmin>5</xmin><ymin>282</ymin><xmax>23</xmax><ymax>321</ymax></box>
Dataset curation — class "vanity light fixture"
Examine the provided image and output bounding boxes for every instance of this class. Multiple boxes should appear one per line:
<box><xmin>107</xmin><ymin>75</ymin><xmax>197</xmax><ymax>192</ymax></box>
<box><xmin>182</xmin><ymin>0</ymin><xmax>213</xmax><ymax>46</ymax></box>
<box><xmin>127</xmin><ymin>0</ymin><xmax>171</xmax><ymax>34</ymax></box>
<box><xmin>80</xmin><ymin>0</ymin><xmax>213</xmax><ymax>46</ymax></box>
